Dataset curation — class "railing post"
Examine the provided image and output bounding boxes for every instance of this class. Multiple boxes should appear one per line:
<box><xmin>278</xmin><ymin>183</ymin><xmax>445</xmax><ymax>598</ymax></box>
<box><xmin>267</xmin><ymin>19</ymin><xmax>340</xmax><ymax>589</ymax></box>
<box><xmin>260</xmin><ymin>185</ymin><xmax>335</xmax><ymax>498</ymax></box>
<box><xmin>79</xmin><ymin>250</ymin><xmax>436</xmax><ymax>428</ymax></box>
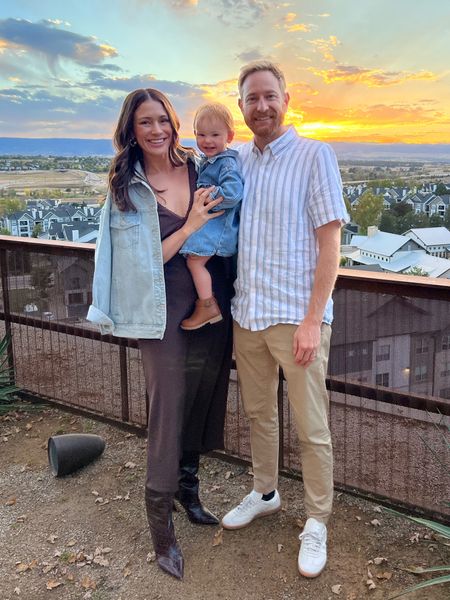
<box><xmin>0</xmin><ymin>248</ymin><xmax>15</xmax><ymax>381</ymax></box>
<box><xmin>119</xmin><ymin>340</ymin><xmax>129</xmax><ymax>422</ymax></box>
<box><xmin>278</xmin><ymin>369</ymin><xmax>284</xmax><ymax>469</ymax></box>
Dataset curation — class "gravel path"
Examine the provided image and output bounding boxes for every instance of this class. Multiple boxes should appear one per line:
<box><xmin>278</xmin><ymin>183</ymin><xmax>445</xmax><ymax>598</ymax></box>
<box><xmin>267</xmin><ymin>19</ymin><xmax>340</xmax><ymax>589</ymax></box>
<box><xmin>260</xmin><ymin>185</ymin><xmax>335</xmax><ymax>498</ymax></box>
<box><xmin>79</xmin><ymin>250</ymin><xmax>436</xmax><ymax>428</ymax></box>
<box><xmin>1</xmin><ymin>407</ymin><xmax>449</xmax><ymax>600</ymax></box>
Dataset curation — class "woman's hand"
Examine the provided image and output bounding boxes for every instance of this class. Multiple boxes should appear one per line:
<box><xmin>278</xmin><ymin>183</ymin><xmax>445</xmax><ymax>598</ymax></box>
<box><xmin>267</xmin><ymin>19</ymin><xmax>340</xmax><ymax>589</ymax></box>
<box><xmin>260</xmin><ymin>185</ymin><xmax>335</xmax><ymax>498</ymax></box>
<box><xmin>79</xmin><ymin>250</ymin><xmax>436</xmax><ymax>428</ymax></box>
<box><xmin>182</xmin><ymin>186</ymin><xmax>224</xmax><ymax>237</ymax></box>
<box><xmin>161</xmin><ymin>186</ymin><xmax>224</xmax><ymax>264</ymax></box>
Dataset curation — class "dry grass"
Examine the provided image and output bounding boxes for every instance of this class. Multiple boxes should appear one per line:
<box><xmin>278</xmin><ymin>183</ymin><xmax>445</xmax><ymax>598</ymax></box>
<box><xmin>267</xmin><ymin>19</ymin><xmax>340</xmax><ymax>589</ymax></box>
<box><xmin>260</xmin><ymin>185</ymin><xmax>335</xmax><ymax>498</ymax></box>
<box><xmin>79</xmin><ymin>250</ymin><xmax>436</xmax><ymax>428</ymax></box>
<box><xmin>0</xmin><ymin>170</ymin><xmax>107</xmax><ymax>191</ymax></box>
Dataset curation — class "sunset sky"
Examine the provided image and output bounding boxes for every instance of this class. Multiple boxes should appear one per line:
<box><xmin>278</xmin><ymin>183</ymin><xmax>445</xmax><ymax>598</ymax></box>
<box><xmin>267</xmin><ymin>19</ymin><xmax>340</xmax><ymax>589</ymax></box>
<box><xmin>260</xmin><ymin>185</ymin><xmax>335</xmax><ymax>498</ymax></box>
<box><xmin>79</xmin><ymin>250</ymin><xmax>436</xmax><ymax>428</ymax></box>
<box><xmin>1</xmin><ymin>1</ymin><xmax>449</xmax><ymax>144</ymax></box>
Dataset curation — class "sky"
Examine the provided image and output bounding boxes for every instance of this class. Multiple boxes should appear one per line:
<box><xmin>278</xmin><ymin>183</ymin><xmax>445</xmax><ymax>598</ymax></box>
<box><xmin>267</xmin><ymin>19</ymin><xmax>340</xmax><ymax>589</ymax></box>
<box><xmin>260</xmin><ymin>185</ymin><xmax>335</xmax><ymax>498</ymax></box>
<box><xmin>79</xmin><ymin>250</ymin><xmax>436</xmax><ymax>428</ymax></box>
<box><xmin>1</xmin><ymin>0</ymin><xmax>450</xmax><ymax>144</ymax></box>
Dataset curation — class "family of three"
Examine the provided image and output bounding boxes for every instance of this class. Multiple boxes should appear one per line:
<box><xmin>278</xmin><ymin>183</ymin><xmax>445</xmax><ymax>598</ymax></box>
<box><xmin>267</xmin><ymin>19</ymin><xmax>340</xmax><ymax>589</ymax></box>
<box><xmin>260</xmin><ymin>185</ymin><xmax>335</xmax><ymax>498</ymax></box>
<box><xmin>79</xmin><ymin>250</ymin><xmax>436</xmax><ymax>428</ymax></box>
<box><xmin>87</xmin><ymin>60</ymin><xmax>349</xmax><ymax>581</ymax></box>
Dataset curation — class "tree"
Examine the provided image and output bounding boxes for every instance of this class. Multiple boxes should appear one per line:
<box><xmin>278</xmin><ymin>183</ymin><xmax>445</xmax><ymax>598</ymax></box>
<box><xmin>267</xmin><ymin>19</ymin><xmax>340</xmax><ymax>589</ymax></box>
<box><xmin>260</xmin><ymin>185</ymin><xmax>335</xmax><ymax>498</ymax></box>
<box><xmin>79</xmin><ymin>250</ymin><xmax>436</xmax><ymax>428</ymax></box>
<box><xmin>435</xmin><ymin>182</ymin><xmax>448</xmax><ymax>196</ymax></box>
<box><xmin>397</xmin><ymin>210</ymin><xmax>429</xmax><ymax>234</ymax></box>
<box><xmin>367</xmin><ymin>179</ymin><xmax>392</xmax><ymax>189</ymax></box>
<box><xmin>404</xmin><ymin>266</ymin><xmax>429</xmax><ymax>277</ymax></box>
<box><xmin>31</xmin><ymin>223</ymin><xmax>43</xmax><ymax>238</ymax></box>
<box><xmin>0</xmin><ymin>227</ymin><xmax>11</xmax><ymax>235</ymax></box>
<box><xmin>391</xmin><ymin>201</ymin><xmax>412</xmax><ymax>217</ymax></box>
<box><xmin>444</xmin><ymin>207</ymin><xmax>450</xmax><ymax>229</ymax></box>
<box><xmin>0</xmin><ymin>198</ymin><xmax>26</xmax><ymax>216</ymax></box>
<box><xmin>351</xmin><ymin>190</ymin><xmax>384</xmax><ymax>234</ymax></box>
<box><xmin>379</xmin><ymin>212</ymin><xmax>398</xmax><ymax>233</ymax></box>
<box><xmin>429</xmin><ymin>214</ymin><xmax>443</xmax><ymax>227</ymax></box>
<box><xmin>410</xmin><ymin>212</ymin><xmax>430</xmax><ymax>229</ymax></box>
<box><xmin>343</xmin><ymin>193</ymin><xmax>352</xmax><ymax>215</ymax></box>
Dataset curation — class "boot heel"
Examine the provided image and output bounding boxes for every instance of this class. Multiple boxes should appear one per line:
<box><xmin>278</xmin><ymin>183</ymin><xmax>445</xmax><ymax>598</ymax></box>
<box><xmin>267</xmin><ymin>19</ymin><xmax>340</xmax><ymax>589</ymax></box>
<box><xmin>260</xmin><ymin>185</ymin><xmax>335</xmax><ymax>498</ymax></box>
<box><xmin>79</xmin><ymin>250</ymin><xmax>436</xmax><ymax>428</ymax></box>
<box><xmin>178</xmin><ymin>453</ymin><xmax>220</xmax><ymax>525</ymax></box>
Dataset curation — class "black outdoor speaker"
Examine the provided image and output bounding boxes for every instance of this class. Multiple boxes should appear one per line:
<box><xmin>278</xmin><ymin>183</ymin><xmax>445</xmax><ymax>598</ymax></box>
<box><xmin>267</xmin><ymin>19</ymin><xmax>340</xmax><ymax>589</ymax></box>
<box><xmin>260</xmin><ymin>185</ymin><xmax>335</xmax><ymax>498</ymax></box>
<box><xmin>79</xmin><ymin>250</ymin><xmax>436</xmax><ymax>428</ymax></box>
<box><xmin>48</xmin><ymin>433</ymin><xmax>106</xmax><ymax>477</ymax></box>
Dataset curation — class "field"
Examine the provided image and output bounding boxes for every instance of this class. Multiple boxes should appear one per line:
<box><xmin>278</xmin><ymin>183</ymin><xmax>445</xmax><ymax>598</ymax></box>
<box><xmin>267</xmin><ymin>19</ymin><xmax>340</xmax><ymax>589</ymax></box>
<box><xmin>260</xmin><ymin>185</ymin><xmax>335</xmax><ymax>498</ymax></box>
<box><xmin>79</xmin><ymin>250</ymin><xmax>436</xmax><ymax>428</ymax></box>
<box><xmin>0</xmin><ymin>169</ymin><xmax>107</xmax><ymax>193</ymax></box>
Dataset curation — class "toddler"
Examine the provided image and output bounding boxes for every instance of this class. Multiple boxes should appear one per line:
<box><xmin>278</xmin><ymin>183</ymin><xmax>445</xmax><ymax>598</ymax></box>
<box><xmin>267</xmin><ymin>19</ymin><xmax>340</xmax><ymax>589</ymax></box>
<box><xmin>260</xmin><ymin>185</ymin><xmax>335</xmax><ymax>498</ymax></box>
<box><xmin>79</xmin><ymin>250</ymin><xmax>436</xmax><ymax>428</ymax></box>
<box><xmin>180</xmin><ymin>103</ymin><xmax>243</xmax><ymax>330</ymax></box>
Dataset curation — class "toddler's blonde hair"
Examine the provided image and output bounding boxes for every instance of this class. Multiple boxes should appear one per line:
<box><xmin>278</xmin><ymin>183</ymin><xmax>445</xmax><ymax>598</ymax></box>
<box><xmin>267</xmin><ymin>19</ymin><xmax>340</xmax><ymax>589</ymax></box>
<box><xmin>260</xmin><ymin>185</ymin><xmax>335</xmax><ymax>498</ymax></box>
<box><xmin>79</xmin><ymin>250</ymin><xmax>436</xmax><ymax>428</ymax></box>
<box><xmin>193</xmin><ymin>103</ymin><xmax>234</xmax><ymax>134</ymax></box>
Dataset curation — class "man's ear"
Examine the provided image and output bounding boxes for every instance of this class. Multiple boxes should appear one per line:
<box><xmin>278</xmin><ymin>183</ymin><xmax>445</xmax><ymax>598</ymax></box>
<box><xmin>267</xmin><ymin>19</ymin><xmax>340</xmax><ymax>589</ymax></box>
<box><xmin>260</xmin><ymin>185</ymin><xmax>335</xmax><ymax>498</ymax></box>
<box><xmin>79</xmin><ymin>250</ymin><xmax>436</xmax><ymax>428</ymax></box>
<box><xmin>238</xmin><ymin>98</ymin><xmax>243</xmax><ymax>113</ymax></box>
<box><xmin>284</xmin><ymin>92</ymin><xmax>290</xmax><ymax>108</ymax></box>
<box><xmin>227</xmin><ymin>130</ymin><xmax>235</xmax><ymax>144</ymax></box>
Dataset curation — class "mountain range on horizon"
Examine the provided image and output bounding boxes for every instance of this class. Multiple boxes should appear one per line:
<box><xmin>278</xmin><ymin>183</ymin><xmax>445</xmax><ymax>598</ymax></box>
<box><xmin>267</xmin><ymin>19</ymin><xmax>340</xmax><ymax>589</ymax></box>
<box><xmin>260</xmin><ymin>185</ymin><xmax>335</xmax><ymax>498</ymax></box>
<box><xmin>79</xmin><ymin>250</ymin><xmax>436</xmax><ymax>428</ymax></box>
<box><xmin>1</xmin><ymin>137</ymin><xmax>450</xmax><ymax>162</ymax></box>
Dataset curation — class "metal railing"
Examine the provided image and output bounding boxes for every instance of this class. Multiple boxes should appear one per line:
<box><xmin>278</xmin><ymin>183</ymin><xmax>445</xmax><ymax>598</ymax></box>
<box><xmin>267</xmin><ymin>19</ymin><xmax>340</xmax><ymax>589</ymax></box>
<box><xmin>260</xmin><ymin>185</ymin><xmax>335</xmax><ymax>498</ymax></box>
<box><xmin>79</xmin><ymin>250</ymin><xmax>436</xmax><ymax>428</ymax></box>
<box><xmin>1</xmin><ymin>235</ymin><xmax>449</xmax><ymax>520</ymax></box>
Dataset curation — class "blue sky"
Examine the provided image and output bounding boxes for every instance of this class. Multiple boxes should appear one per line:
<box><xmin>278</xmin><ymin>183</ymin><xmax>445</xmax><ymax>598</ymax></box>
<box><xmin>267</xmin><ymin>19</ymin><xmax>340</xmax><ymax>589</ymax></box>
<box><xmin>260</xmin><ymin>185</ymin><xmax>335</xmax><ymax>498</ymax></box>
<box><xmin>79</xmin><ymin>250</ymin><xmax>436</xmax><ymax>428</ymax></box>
<box><xmin>1</xmin><ymin>1</ymin><xmax>450</xmax><ymax>143</ymax></box>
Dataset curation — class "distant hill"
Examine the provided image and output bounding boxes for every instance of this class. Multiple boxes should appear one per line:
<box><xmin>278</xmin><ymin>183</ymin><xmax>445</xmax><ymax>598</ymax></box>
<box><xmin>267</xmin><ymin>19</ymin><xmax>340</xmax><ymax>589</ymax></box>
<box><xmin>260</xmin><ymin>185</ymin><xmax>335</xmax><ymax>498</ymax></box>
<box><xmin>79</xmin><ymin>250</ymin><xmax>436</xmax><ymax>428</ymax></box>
<box><xmin>329</xmin><ymin>142</ymin><xmax>450</xmax><ymax>162</ymax></box>
<box><xmin>1</xmin><ymin>137</ymin><xmax>450</xmax><ymax>162</ymax></box>
<box><xmin>0</xmin><ymin>138</ymin><xmax>114</xmax><ymax>157</ymax></box>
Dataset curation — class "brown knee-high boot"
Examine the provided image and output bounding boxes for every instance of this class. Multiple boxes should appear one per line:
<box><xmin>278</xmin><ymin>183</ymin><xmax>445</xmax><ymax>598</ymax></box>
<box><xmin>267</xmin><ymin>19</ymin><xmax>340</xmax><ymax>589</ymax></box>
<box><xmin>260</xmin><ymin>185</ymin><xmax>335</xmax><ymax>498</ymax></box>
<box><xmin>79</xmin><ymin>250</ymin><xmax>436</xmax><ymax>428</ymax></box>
<box><xmin>145</xmin><ymin>489</ymin><xmax>184</xmax><ymax>580</ymax></box>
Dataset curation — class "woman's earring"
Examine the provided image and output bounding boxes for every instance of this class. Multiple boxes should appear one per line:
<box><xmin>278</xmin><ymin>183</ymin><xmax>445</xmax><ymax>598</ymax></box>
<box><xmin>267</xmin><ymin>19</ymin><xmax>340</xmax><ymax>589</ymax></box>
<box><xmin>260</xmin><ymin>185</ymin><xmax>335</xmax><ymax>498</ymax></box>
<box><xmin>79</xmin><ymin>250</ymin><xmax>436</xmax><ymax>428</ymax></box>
<box><xmin>130</xmin><ymin>138</ymin><xmax>137</xmax><ymax>147</ymax></box>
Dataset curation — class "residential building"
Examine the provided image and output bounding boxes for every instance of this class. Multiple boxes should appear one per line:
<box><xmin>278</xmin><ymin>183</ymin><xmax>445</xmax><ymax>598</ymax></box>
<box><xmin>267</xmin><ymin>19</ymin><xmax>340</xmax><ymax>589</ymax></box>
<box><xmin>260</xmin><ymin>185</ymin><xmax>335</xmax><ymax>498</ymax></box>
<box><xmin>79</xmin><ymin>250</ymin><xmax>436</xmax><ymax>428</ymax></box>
<box><xmin>403</xmin><ymin>226</ymin><xmax>450</xmax><ymax>258</ymax></box>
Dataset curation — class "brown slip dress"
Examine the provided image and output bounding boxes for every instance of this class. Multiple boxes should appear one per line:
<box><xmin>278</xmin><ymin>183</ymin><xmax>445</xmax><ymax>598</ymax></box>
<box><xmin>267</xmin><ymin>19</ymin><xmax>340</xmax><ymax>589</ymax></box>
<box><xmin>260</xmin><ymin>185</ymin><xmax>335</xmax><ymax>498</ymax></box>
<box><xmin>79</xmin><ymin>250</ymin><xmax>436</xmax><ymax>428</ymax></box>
<box><xmin>139</xmin><ymin>161</ymin><xmax>233</xmax><ymax>493</ymax></box>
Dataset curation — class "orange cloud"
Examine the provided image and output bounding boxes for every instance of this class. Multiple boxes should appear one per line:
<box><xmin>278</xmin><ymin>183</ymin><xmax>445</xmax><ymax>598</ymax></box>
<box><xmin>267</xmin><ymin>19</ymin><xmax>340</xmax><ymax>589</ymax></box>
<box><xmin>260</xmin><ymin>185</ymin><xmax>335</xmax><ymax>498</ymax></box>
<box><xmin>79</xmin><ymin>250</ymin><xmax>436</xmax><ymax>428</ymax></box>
<box><xmin>170</xmin><ymin>0</ymin><xmax>198</xmax><ymax>8</ymax></box>
<box><xmin>178</xmin><ymin>77</ymin><xmax>450</xmax><ymax>145</ymax></box>
<box><xmin>73</xmin><ymin>41</ymin><xmax>118</xmax><ymax>62</ymax></box>
<box><xmin>309</xmin><ymin>36</ymin><xmax>340</xmax><ymax>62</ymax></box>
<box><xmin>280</xmin><ymin>97</ymin><xmax>450</xmax><ymax>143</ymax></box>
<box><xmin>200</xmin><ymin>78</ymin><xmax>239</xmax><ymax>100</ymax></box>
<box><xmin>0</xmin><ymin>38</ymin><xmax>22</xmax><ymax>52</ymax></box>
<box><xmin>296</xmin><ymin>103</ymin><xmax>444</xmax><ymax>125</ymax></box>
<box><xmin>278</xmin><ymin>12</ymin><xmax>311</xmax><ymax>33</ymax></box>
<box><xmin>310</xmin><ymin>65</ymin><xmax>438</xmax><ymax>87</ymax></box>
<box><xmin>287</xmin><ymin>23</ymin><xmax>310</xmax><ymax>32</ymax></box>
<box><xmin>288</xmin><ymin>81</ymin><xmax>319</xmax><ymax>97</ymax></box>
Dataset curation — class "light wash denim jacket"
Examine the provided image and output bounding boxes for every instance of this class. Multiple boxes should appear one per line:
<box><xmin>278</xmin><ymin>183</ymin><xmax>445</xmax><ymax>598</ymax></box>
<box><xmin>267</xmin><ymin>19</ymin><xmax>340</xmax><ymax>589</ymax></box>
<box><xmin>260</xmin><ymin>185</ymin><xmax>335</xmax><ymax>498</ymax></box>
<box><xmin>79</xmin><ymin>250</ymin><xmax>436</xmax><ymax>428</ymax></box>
<box><xmin>86</xmin><ymin>161</ymin><xmax>166</xmax><ymax>339</ymax></box>
<box><xmin>180</xmin><ymin>148</ymin><xmax>243</xmax><ymax>257</ymax></box>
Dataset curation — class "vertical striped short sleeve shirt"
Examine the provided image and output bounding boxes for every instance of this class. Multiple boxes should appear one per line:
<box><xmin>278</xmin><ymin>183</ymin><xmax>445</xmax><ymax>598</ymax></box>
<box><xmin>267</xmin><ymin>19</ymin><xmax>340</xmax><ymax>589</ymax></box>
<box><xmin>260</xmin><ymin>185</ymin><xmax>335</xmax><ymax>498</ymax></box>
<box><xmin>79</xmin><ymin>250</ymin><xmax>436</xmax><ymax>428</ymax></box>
<box><xmin>232</xmin><ymin>126</ymin><xmax>349</xmax><ymax>331</ymax></box>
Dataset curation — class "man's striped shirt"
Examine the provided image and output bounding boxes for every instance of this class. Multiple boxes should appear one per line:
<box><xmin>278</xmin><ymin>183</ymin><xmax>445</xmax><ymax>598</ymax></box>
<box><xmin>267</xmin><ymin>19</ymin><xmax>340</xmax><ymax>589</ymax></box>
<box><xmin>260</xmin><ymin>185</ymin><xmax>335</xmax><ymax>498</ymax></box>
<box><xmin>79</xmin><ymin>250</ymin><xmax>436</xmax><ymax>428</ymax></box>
<box><xmin>232</xmin><ymin>126</ymin><xmax>349</xmax><ymax>331</ymax></box>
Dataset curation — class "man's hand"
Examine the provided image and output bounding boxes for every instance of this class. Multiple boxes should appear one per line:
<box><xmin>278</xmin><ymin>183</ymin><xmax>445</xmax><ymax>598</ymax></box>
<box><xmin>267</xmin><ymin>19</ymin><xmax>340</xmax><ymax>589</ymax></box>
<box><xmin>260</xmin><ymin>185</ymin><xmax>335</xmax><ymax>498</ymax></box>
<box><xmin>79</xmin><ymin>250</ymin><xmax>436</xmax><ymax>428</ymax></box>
<box><xmin>292</xmin><ymin>320</ymin><xmax>321</xmax><ymax>366</ymax></box>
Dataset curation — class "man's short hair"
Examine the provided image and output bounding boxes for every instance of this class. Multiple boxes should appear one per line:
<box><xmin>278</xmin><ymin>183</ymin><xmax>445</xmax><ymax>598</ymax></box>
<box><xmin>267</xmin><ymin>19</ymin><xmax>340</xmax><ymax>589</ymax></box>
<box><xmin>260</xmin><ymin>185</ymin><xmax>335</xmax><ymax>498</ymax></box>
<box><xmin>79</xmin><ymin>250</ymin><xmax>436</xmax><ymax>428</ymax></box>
<box><xmin>238</xmin><ymin>60</ymin><xmax>287</xmax><ymax>97</ymax></box>
<box><xmin>193</xmin><ymin>103</ymin><xmax>234</xmax><ymax>134</ymax></box>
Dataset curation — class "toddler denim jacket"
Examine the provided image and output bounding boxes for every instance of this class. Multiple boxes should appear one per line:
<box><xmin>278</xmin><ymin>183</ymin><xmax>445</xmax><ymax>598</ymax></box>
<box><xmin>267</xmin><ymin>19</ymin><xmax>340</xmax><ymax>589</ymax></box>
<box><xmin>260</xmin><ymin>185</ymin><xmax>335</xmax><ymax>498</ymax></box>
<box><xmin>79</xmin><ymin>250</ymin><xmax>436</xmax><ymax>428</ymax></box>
<box><xmin>180</xmin><ymin>148</ymin><xmax>243</xmax><ymax>257</ymax></box>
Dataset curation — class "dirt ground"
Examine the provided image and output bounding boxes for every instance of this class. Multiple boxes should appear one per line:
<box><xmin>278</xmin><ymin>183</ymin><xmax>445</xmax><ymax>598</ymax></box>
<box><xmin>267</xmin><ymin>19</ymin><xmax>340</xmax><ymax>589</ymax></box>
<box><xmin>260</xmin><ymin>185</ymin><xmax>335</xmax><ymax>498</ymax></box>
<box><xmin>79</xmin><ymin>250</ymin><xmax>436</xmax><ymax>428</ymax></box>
<box><xmin>1</xmin><ymin>406</ymin><xmax>448</xmax><ymax>600</ymax></box>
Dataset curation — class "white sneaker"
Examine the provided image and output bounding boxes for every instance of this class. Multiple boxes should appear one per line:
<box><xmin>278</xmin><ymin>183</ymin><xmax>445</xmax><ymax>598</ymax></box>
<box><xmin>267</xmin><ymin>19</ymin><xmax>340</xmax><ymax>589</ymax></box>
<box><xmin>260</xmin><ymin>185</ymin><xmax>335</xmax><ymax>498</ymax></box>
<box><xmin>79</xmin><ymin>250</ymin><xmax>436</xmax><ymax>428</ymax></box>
<box><xmin>221</xmin><ymin>490</ymin><xmax>281</xmax><ymax>530</ymax></box>
<box><xmin>298</xmin><ymin>517</ymin><xmax>327</xmax><ymax>577</ymax></box>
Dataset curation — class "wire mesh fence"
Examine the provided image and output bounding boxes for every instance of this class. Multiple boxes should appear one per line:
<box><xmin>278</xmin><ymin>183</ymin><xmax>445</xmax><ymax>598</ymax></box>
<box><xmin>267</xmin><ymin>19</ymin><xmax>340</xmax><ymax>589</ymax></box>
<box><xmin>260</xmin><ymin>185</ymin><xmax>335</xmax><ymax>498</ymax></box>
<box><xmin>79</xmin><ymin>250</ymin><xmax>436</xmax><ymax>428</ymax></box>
<box><xmin>1</xmin><ymin>237</ymin><xmax>449</xmax><ymax>519</ymax></box>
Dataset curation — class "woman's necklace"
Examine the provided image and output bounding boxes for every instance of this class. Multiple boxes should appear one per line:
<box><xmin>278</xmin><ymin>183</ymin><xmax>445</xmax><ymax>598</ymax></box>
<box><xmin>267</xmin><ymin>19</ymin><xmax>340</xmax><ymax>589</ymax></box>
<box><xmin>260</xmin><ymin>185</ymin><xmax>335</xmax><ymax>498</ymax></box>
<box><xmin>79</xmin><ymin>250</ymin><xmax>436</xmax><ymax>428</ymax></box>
<box><xmin>145</xmin><ymin>170</ymin><xmax>167</xmax><ymax>205</ymax></box>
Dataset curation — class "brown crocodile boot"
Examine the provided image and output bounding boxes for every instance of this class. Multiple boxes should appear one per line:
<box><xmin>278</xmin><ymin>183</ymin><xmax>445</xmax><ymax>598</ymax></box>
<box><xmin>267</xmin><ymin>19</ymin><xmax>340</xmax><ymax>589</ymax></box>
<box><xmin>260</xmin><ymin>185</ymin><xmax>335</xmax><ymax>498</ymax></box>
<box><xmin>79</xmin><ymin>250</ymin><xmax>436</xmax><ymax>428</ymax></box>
<box><xmin>145</xmin><ymin>489</ymin><xmax>184</xmax><ymax>580</ymax></box>
<box><xmin>180</xmin><ymin>296</ymin><xmax>223</xmax><ymax>330</ymax></box>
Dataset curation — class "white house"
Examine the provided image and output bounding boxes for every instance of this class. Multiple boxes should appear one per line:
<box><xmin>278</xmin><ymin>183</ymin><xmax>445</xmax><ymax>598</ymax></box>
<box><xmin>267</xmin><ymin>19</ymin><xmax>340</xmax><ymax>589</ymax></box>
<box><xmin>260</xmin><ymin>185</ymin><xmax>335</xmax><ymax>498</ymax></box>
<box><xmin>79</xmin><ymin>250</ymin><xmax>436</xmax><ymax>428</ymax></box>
<box><xmin>402</xmin><ymin>226</ymin><xmax>450</xmax><ymax>258</ymax></box>
<box><xmin>344</xmin><ymin>227</ymin><xmax>450</xmax><ymax>278</ymax></box>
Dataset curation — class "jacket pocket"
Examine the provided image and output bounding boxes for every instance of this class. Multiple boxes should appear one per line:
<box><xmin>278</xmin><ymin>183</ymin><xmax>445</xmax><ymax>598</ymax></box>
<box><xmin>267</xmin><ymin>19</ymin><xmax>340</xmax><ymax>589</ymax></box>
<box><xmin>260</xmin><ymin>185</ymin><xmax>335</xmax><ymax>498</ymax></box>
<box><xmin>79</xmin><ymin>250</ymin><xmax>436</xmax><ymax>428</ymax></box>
<box><xmin>110</xmin><ymin>212</ymin><xmax>140</xmax><ymax>250</ymax></box>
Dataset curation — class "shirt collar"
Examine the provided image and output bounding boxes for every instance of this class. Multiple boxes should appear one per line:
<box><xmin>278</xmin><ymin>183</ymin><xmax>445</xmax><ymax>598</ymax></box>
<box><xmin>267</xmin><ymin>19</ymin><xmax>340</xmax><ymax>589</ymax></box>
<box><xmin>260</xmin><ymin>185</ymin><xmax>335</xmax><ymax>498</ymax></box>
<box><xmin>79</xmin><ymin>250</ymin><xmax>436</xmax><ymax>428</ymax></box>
<box><xmin>251</xmin><ymin>125</ymin><xmax>297</xmax><ymax>158</ymax></box>
<box><xmin>203</xmin><ymin>148</ymin><xmax>238</xmax><ymax>164</ymax></box>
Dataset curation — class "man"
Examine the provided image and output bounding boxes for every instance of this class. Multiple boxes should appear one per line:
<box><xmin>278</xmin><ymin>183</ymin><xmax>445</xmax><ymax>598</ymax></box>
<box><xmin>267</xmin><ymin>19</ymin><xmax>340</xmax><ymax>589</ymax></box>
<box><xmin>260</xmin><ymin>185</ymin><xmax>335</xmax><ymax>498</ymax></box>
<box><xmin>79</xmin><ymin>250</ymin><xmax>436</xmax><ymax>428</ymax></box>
<box><xmin>222</xmin><ymin>61</ymin><xmax>349</xmax><ymax>578</ymax></box>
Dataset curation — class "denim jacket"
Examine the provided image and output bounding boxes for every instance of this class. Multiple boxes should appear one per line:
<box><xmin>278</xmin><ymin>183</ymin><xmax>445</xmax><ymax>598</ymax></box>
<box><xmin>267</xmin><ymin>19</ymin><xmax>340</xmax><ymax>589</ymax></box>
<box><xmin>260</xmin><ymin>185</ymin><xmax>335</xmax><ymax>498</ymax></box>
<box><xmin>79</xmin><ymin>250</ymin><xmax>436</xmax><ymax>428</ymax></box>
<box><xmin>180</xmin><ymin>148</ymin><xmax>243</xmax><ymax>257</ymax></box>
<box><xmin>86</xmin><ymin>161</ymin><xmax>166</xmax><ymax>339</ymax></box>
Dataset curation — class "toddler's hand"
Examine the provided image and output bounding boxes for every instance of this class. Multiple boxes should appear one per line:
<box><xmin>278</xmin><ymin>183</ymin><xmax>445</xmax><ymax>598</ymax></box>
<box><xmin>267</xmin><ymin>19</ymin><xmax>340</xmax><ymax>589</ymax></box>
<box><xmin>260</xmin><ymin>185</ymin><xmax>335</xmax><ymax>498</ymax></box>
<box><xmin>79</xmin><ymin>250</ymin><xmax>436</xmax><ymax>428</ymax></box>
<box><xmin>204</xmin><ymin>187</ymin><xmax>217</xmax><ymax>204</ymax></box>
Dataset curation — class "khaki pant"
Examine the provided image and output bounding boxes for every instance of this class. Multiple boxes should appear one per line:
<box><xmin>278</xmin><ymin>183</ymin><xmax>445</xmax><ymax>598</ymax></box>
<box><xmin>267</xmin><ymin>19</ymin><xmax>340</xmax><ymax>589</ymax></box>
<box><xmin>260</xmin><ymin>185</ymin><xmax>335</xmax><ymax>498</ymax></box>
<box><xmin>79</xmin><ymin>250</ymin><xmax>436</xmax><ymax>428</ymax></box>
<box><xmin>233</xmin><ymin>321</ymin><xmax>333</xmax><ymax>523</ymax></box>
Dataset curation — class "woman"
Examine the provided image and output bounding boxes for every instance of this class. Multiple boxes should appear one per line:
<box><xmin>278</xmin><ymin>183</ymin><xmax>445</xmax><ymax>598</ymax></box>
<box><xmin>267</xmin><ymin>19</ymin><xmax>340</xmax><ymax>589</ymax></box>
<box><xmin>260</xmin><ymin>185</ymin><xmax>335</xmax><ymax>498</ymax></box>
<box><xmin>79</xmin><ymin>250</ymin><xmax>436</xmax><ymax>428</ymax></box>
<box><xmin>87</xmin><ymin>88</ymin><xmax>233</xmax><ymax>580</ymax></box>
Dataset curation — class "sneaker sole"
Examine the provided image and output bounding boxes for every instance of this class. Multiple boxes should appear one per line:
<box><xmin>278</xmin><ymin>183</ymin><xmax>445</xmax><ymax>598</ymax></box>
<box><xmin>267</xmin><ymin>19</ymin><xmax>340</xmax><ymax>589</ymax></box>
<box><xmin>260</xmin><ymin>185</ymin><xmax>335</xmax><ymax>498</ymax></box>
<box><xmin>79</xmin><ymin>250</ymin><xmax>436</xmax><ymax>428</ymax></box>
<box><xmin>180</xmin><ymin>315</ymin><xmax>223</xmax><ymax>331</ymax></box>
<box><xmin>298</xmin><ymin>564</ymin><xmax>326</xmax><ymax>578</ymax></box>
<box><xmin>221</xmin><ymin>504</ymin><xmax>281</xmax><ymax>530</ymax></box>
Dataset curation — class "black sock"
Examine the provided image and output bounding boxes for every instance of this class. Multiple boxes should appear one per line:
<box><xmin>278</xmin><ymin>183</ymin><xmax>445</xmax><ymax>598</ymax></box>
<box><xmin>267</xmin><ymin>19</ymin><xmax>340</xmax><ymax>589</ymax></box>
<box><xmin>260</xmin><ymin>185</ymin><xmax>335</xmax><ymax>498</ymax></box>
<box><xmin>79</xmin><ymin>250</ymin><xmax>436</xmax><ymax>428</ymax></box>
<box><xmin>262</xmin><ymin>490</ymin><xmax>275</xmax><ymax>501</ymax></box>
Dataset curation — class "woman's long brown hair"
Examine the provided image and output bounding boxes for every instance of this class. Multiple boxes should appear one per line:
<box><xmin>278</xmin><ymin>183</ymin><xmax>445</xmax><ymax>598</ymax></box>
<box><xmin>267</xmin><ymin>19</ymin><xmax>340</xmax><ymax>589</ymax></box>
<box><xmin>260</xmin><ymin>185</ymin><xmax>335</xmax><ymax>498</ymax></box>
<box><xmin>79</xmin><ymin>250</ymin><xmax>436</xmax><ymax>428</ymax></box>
<box><xmin>108</xmin><ymin>88</ymin><xmax>194</xmax><ymax>211</ymax></box>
